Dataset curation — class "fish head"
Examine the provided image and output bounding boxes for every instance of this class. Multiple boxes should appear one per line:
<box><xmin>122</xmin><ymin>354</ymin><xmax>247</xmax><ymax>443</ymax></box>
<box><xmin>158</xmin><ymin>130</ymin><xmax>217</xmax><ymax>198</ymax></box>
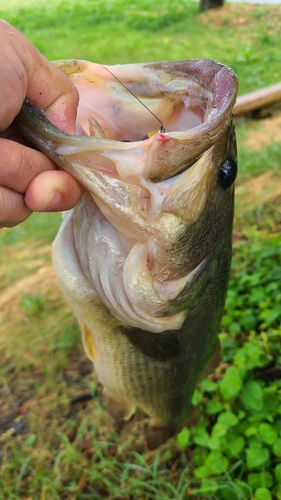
<box><xmin>45</xmin><ymin>58</ymin><xmax>238</xmax><ymax>321</ymax></box>
<box><xmin>16</xmin><ymin>57</ymin><xmax>237</xmax><ymax>295</ymax></box>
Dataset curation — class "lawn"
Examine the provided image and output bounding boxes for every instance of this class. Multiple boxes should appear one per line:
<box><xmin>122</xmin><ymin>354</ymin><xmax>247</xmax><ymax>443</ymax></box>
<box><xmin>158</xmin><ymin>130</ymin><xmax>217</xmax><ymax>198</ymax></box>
<box><xmin>0</xmin><ymin>1</ymin><xmax>281</xmax><ymax>499</ymax></box>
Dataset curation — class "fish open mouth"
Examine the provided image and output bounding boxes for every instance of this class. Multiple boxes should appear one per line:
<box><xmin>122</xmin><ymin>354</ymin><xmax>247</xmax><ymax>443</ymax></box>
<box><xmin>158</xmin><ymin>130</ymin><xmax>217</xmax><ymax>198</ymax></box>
<box><xmin>56</xmin><ymin>60</ymin><xmax>211</xmax><ymax>143</ymax></box>
<box><xmin>50</xmin><ymin>59</ymin><xmax>237</xmax><ymax>184</ymax></box>
<box><xmin>77</xmin><ymin>71</ymin><xmax>208</xmax><ymax>142</ymax></box>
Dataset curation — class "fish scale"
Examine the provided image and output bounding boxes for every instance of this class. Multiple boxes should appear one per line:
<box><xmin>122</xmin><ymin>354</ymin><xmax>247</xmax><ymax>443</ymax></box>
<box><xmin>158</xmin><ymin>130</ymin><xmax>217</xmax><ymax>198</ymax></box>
<box><xmin>14</xmin><ymin>58</ymin><xmax>238</xmax><ymax>448</ymax></box>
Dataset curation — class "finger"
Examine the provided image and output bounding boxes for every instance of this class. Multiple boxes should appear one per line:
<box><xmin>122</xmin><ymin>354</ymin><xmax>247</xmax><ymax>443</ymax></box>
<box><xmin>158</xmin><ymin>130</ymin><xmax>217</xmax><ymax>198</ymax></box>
<box><xmin>0</xmin><ymin>125</ymin><xmax>25</xmax><ymax>143</ymax></box>
<box><xmin>0</xmin><ymin>138</ymin><xmax>57</xmax><ymax>192</ymax></box>
<box><xmin>0</xmin><ymin>186</ymin><xmax>31</xmax><ymax>228</ymax></box>
<box><xmin>25</xmin><ymin>170</ymin><xmax>84</xmax><ymax>212</ymax></box>
<box><xmin>0</xmin><ymin>21</ymin><xmax>78</xmax><ymax>134</ymax></box>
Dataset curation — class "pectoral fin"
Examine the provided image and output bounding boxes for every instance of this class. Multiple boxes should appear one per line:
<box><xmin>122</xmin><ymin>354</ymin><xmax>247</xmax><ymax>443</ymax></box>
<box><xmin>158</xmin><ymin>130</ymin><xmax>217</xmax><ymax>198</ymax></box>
<box><xmin>79</xmin><ymin>321</ymin><xmax>98</xmax><ymax>362</ymax></box>
<box><xmin>121</xmin><ymin>327</ymin><xmax>180</xmax><ymax>362</ymax></box>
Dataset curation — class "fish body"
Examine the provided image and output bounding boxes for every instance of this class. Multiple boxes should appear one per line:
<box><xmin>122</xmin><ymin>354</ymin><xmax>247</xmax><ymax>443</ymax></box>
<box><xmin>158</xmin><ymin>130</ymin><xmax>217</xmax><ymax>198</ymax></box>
<box><xmin>15</xmin><ymin>59</ymin><xmax>238</xmax><ymax>447</ymax></box>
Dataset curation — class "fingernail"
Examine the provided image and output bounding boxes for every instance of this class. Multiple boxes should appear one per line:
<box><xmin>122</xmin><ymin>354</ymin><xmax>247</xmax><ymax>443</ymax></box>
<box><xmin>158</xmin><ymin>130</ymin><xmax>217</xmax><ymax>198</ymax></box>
<box><xmin>40</xmin><ymin>192</ymin><xmax>62</xmax><ymax>211</ymax></box>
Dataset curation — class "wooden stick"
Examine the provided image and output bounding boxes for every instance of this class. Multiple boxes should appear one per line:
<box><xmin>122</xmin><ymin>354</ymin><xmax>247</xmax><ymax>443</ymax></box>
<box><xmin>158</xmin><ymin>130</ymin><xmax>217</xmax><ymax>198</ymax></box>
<box><xmin>233</xmin><ymin>82</ymin><xmax>281</xmax><ymax>116</ymax></box>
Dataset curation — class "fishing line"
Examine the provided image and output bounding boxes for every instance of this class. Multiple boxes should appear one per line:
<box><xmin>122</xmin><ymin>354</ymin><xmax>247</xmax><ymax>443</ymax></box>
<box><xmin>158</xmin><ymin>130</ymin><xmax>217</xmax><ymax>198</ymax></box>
<box><xmin>101</xmin><ymin>65</ymin><xmax>165</xmax><ymax>134</ymax></box>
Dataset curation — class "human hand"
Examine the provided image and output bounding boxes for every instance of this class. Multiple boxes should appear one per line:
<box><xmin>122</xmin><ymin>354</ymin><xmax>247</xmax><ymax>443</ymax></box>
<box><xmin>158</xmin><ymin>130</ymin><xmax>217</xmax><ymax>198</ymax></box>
<box><xmin>0</xmin><ymin>20</ymin><xmax>83</xmax><ymax>228</ymax></box>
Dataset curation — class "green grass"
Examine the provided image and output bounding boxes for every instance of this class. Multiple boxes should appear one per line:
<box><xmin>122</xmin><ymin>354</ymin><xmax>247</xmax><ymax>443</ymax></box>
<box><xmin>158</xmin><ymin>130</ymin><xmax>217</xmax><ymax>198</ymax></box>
<box><xmin>238</xmin><ymin>140</ymin><xmax>281</xmax><ymax>176</ymax></box>
<box><xmin>0</xmin><ymin>212</ymin><xmax>61</xmax><ymax>249</ymax></box>
<box><xmin>1</xmin><ymin>224</ymin><xmax>280</xmax><ymax>500</ymax></box>
<box><xmin>1</xmin><ymin>1</ymin><xmax>281</xmax><ymax>499</ymax></box>
<box><xmin>1</xmin><ymin>0</ymin><xmax>281</xmax><ymax>93</ymax></box>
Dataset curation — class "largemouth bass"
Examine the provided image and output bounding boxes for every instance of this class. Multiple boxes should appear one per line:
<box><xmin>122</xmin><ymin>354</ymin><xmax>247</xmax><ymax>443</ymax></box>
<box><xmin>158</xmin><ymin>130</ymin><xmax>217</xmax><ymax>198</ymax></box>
<box><xmin>15</xmin><ymin>59</ymin><xmax>238</xmax><ymax>448</ymax></box>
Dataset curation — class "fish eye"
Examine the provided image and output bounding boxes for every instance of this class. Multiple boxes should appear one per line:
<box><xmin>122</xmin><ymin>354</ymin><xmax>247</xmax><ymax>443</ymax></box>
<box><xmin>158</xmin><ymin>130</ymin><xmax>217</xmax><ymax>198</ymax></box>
<box><xmin>219</xmin><ymin>158</ymin><xmax>237</xmax><ymax>189</ymax></box>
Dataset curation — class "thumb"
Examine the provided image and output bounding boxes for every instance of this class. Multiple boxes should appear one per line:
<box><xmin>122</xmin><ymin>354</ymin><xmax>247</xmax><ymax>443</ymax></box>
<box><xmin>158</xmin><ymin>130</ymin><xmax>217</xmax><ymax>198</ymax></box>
<box><xmin>0</xmin><ymin>20</ymin><xmax>78</xmax><ymax>134</ymax></box>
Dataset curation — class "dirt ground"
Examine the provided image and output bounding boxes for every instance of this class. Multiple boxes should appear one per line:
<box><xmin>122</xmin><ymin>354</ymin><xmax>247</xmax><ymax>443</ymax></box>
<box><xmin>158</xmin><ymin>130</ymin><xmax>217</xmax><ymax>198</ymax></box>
<box><xmin>235</xmin><ymin>105</ymin><xmax>281</xmax><ymax>212</ymax></box>
<box><xmin>241</xmin><ymin>107</ymin><xmax>281</xmax><ymax>151</ymax></box>
<box><xmin>200</xmin><ymin>3</ymin><xmax>281</xmax><ymax>34</ymax></box>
